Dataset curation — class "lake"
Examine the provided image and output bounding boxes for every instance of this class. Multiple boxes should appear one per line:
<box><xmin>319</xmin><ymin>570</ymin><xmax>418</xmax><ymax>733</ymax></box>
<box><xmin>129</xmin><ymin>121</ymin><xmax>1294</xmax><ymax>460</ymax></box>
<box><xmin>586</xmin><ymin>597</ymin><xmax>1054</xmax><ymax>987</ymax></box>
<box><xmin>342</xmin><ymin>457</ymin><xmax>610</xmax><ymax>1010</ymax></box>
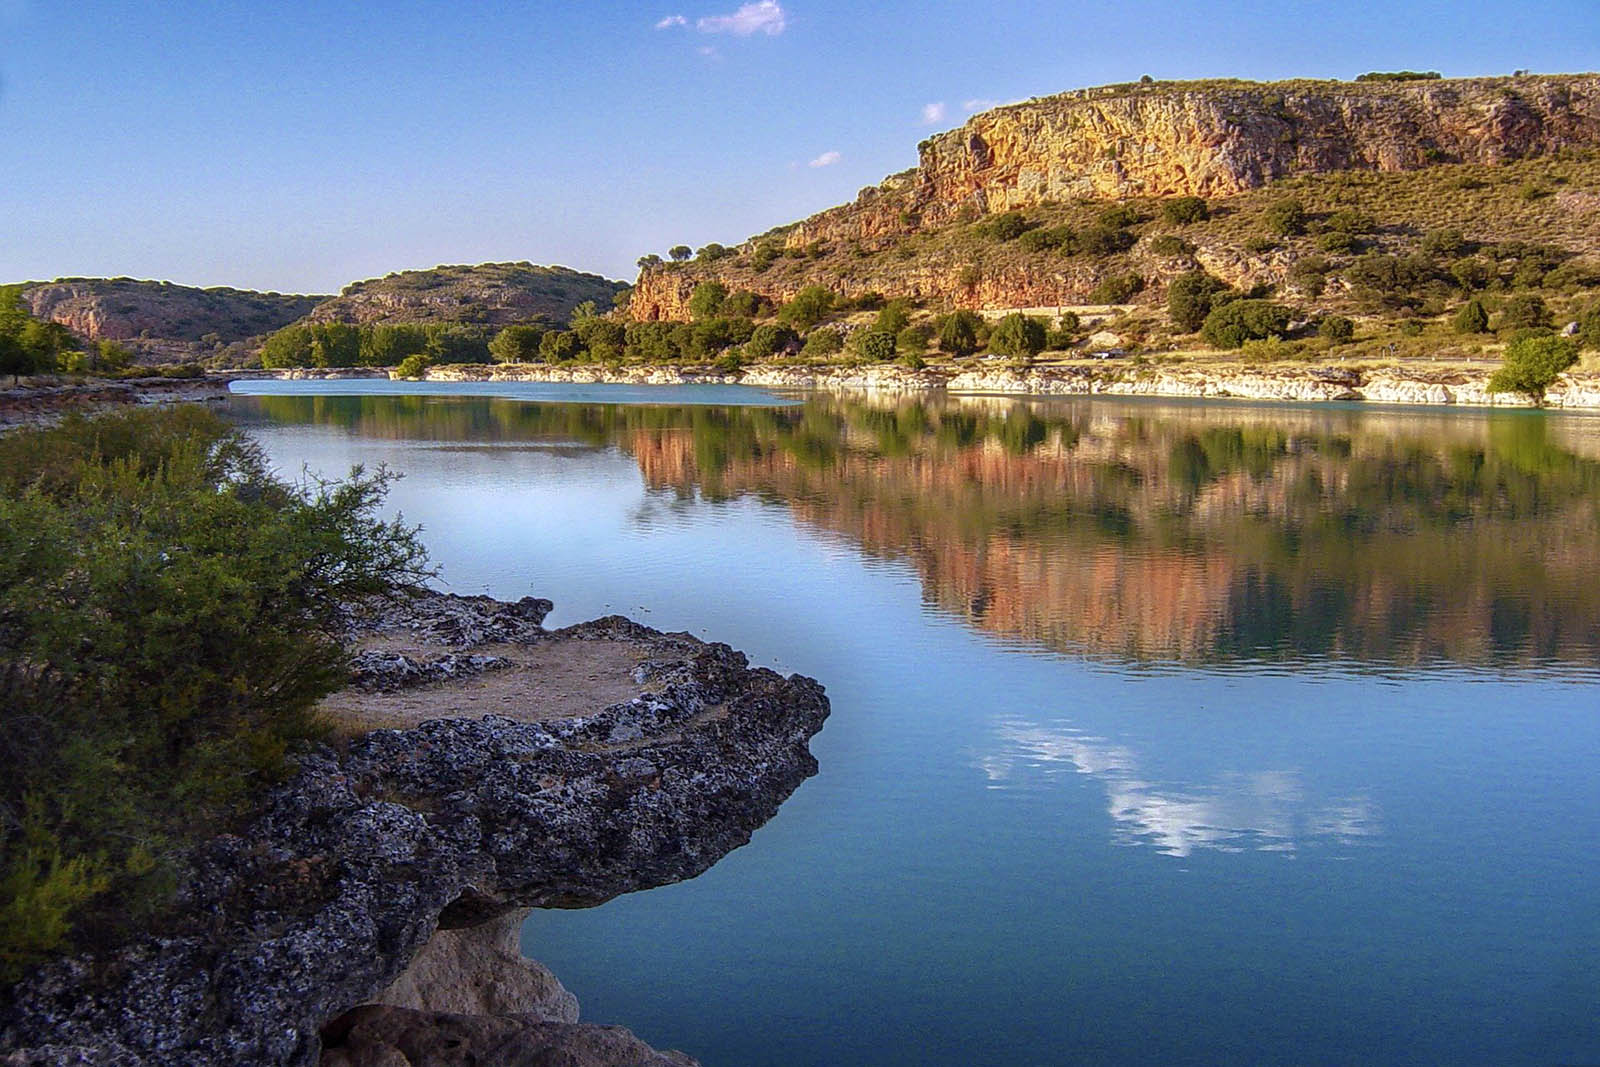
<box><xmin>229</xmin><ymin>381</ymin><xmax>1600</xmax><ymax>1066</ymax></box>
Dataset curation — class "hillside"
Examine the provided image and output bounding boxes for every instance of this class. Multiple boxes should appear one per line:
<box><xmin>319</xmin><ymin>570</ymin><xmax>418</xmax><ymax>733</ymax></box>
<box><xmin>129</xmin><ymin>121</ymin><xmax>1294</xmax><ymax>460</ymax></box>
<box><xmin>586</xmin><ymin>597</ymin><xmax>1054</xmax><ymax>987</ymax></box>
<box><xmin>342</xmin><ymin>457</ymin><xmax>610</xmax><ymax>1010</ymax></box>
<box><xmin>631</xmin><ymin>73</ymin><xmax>1600</xmax><ymax>321</ymax></box>
<box><xmin>305</xmin><ymin>262</ymin><xmax>627</xmax><ymax>328</ymax></box>
<box><xmin>20</xmin><ymin>279</ymin><xmax>322</xmax><ymax>360</ymax></box>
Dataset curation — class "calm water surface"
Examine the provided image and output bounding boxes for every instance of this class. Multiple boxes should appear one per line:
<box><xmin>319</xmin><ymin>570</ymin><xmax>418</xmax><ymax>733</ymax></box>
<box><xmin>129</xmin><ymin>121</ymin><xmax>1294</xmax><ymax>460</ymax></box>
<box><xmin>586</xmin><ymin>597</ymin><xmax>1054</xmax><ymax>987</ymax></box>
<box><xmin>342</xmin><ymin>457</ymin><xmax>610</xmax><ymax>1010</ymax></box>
<box><xmin>230</xmin><ymin>383</ymin><xmax>1600</xmax><ymax>1067</ymax></box>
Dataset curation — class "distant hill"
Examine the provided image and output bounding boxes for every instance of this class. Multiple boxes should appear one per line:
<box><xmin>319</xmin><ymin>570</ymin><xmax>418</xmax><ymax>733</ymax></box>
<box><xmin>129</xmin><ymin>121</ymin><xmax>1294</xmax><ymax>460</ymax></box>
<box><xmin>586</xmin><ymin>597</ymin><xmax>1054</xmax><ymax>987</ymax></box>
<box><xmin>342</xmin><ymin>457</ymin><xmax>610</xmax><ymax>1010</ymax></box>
<box><xmin>305</xmin><ymin>263</ymin><xmax>628</xmax><ymax>328</ymax></box>
<box><xmin>20</xmin><ymin>279</ymin><xmax>322</xmax><ymax>360</ymax></box>
<box><xmin>632</xmin><ymin>73</ymin><xmax>1600</xmax><ymax>320</ymax></box>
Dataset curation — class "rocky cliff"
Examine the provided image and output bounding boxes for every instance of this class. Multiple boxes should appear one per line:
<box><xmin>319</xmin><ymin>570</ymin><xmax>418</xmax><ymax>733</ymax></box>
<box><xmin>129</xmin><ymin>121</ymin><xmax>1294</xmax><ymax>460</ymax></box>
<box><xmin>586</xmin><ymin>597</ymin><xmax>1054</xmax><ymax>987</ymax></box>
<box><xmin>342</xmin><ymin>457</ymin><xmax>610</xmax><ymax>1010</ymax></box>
<box><xmin>306</xmin><ymin>263</ymin><xmax>627</xmax><ymax>328</ymax></box>
<box><xmin>20</xmin><ymin>279</ymin><xmax>321</xmax><ymax>346</ymax></box>
<box><xmin>631</xmin><ymin>73</ymin><xmax>1600</xmax><ymax>319</ymax></box>
<box><xmin>0</xmin><ymin>592</ymin><xmax>829</xmax><ymax>1066</ymax></box>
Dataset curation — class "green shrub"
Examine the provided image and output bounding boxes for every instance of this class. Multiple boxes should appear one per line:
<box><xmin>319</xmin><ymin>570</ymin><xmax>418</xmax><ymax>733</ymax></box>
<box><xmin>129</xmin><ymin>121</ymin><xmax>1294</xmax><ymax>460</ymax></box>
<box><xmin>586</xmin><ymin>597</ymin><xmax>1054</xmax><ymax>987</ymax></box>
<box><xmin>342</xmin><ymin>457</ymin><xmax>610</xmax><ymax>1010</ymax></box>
<box><xmin>1167</xmin><ymin>271</ymin><xmax>1229</xmax><ymax>332</ymax></box>
<box><xmin>488</xmin><ymin>325</ymin><xmax>546</xmax><ymax>363</ymax></box>
<box><xmin>1499</xmin><ymin>294</ymin><xmax>1553</xmax><ymax>330</ymax></box>
<box><xmin>874</xmin><ymin>299</ymin><xmax>912</xmax><ymax>335</ymax></box>
<box><xmin>722</xmin><ymin>290</ymin><xmax>767</xmax><ymax>319</ymax></box>
<box><xmin>746</xmin><ymin>323</ymin><xmax>798</xmax><ymax>359</ymax></box>
<box><xmin>751</xmin><ymin>244</ymin><xmax>780</xmax><ymax>272</ymax></box>
<box><xmin>394</xmin><ymin>352</ymin><xmax>432</xmax><ymax>378</ymax></box>
<box><xmin>1421</xmin><ymin>228</ymin><xmax>1468</xmax><ymax>259</ymax></box>
<box><xmin>696</xmin><ymin>242</ymin><xmax>732</xmax><ymax>262</ymax></box>
<box><xmin>801</xmin><ymin>327</ymin><xmax>844</xmax><ymax>358</ymax></box>
<box><xmin>1488</xmin><ymin>333</ymin><xmax>1579</xmax><ymax>399</ymax></box>
<box><xmin>1201</xmin><ymin>299</ymin><xmax>1293</xmax><ymax>348</ymax></box>
<box><xmin>897</xmin><ymin>350</ymin><xmax>927</xmax><ymax>370</ymax></box>
<box><xmin>1577</xmin><ymin>304</ymin><xmax>1600</xmax><ymax>351</ymax></box>
<box><xmin>988</xmin><ymin>313</ymin><xmax>1048</xmax><ymax>358</ymax></box>
<box><xmin>1454</xmin><ymin>298</ymin><xmax>1490</xmax><ymax>334</ymax></box>
<box><xmin>1318</xmin><ymin>315</ymin><xmax>1355</xmax><ymax>343</ymax></box>
<box><xmin>1160</xmin><ymin>196</ymin><xmax>1209</xmax><ymax>225</ymax></box>
<box><xmin>538</xmin><ymin>330</ymin><xmax>584</xmax><ymax>363</ymax></box>
<box><xmin>1323</xmin><ymin>209</ymin><xmax>1376</xmax><ymax>235</ymax></box>
<box><xmin>1077</xmin><ymin>225</ymin><xmax>1135</xmax><ymax>255</ymax></box>
<box><xmin>0</xmin><ymin>408</ymin><xmax>428</xmax><ymax>977</ymax></box>
<box><xmin>1018</xmin><ymin>227</ymin><xmax>1066</xmax><ymax>253</ymax></box>
<box><xmin>777</xmin><ymin>286</ymin><xmax>837</xmax><ymax>331</ymax></box>
<box><xmin>1089</xmin><ymin>272</ymin><xmax>1144</xmax><ymax>305</ymax></box>
<box><xmin>851</xmin><ymin>329</ymin><xmax>898</xmax><ymax>362</ymax></box>
<box><xmin>1243</xmin><ymin>235</ymin><xmax>1277</xmax><ymax>254</ymax></box>
<box><xmin>983</xmin><ymin>212</ymin><xmax>1029</xmax><ymax>241</ymax></box>
<box><xmin>895</xmin><ymin>324</ymin><xmax>933</xmax><ymax>355</ymax></box>
<box><xmin>688</xmin><ymin>281</ymin><xmax>729</xmax><ymax>320</ymax></box>
<box><xmin>1097</xmin><ymin>204</ymin><xmax>1141</xmax><ymax>229</ymax></box>
<box><xmin>937</xmin><ymin>310</ymin><xmax>983</xmax><ymax>357</ymax></box>
<box><xmin>669</xmin><ymin>245</ymin><xmax>692</xmax><ymax>261</ymax></box>
<box><xmin>1316</xmin><ymin>231</ymin><xmax>1360</xmax><ymax>254</ymax></box>
<box><xmin>1262</xmin><ymin>198</ymin><xmax>1308</xmax><ymax>237</ymax></box>
<box><xmin>1147</xmin><ymin>234</ymin><xmax>1194</xmax><ymax>256</ymax></box>
<box><xmin>1450</xmin><ymin>258</ymin><xmax>1494</xmax><ymax>291</ymax></box>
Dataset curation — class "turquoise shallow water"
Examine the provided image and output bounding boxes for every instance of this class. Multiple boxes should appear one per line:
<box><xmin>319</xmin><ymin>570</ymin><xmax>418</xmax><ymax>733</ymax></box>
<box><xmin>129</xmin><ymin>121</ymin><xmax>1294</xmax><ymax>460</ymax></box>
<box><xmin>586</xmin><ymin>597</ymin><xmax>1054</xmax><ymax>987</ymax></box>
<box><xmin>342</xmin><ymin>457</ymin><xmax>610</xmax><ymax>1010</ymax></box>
<box><xmin>231</xmin><ymin>382</ymin><xmax>1600</xmax><ymax>1067</ymax></box>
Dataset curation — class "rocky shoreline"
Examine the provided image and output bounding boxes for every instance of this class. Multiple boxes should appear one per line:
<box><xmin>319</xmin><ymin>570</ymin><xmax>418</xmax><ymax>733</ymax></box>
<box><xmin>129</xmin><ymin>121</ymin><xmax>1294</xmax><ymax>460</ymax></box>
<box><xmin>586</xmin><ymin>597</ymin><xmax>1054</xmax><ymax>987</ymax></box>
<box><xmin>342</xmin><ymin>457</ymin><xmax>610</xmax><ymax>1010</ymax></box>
<box><xmin>0</xmin><ymin>376</ymin><xmax>233</xmax><ymax>431</ymax></box>
<box><xmin>259</xmin><ymin>360</ymin><xmax>1600</xmax><ymax>410</ymax></box>
<box><xmin>0</xmin><ymin>592</ymin><xmax>830</xmax><ymax>1067</ymax></box>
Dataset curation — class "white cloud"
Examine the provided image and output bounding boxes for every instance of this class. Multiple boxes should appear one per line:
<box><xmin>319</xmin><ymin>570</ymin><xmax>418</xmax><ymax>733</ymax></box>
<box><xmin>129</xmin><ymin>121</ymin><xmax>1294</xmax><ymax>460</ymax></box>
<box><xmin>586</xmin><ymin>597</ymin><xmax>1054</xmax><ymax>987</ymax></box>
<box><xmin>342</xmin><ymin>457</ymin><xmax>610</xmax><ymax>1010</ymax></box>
<box><xmin>697</xmin><ymin>1</ymin><xmax>786</xmax><ymax>36</ymax></box>
<box><xmin>654</xmin><ymin>13</ymin><xmax>687</xmax><ymax>28</ymax></box>
<box><xmin>921</xmin><ymin>101</ymin><xmax>947</xmax><ymax>125</ymax></box>
<box><xmin>808</xmin><ymin>150</ymin><xmax>841</xmax><ymax>168</ymax></box>
<box><xmin>963</xmin><ymin>98</ymin><xmax>999</xmax><ymax>112</ymax></box>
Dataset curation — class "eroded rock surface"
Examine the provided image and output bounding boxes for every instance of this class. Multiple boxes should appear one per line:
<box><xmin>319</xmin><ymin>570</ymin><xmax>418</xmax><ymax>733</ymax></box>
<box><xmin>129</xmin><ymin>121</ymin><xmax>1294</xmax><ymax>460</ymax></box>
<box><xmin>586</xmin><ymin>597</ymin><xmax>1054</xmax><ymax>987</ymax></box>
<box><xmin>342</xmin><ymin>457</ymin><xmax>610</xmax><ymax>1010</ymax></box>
<box><xmin>1</xmin><ymin>593</ymin><xmax>828</xmax><ymax>1067</ymax></box>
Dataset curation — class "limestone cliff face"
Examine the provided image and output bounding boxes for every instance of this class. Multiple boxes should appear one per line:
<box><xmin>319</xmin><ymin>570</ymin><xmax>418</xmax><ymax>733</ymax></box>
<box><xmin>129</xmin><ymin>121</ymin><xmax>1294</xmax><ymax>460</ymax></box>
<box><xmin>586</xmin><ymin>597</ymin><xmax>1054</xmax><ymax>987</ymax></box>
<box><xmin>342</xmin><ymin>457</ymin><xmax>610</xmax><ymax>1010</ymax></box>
<box><xmin>20</xmin><ymin>280</ymin><xmax>321</xmax><ymax>344</ymax></box>
<box><xmin>631</xmin><ymin>74</ymin><xmax>1600</xmax><ymax>320</ymax></box>
<box><xmin>908</xmin><ymin>76</ymin><xmax>1600</xmax><ymax>224</ymax></box>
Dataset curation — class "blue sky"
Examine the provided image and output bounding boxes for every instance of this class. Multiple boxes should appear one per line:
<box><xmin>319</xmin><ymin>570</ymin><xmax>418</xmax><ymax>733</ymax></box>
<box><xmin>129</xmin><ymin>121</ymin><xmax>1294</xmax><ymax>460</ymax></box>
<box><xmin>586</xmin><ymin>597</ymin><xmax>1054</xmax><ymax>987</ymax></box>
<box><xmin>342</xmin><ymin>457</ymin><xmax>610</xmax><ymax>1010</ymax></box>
<box><xmin>2</xmin><ymin>1</ymin><xmax>1596</xmax><ymax>294</ymax></box>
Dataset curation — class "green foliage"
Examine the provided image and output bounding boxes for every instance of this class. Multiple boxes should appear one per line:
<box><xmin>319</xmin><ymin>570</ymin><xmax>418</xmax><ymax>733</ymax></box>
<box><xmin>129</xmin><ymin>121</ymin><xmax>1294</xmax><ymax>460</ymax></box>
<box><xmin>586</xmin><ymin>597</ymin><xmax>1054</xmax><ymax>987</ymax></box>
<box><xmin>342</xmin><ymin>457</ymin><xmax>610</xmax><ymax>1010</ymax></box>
<box><xmin>688</xmin><ymin>281</ymin><xmax>729</xmax><ymax>321</ymax></box>
<box><xmin>488</xmin><ymin>325</ymin><xmax>546</xmax><ymax>364</ymax></box>
<box><xmin>936</xmin><ymin>310</ymin><xmax>984</xmax><ymax>357</ymax></box>
<box><xmin>750</xmin><ymin>244</ymin><xmax>781</xmax><ymax>272</ymax></box>
<box><xmin>1168</xmin><ymin>271</ymin><xmax>1229</xmax><ymax>332</ymax></box>
<box><xmin>981</xmin><ymin>212</ymin><xmax>1029</xmax><ymax>241</ymax></box>
<box><xmin>1147</xmin><ymin>234</ymin><xmax>1194</xmax><ymax>256</ymax></box>
<box><xmin>988</xmin><ymin>313</ymin><xmax>1048</xmax><ymax>358</ymax></box>
<box><xmin>721</xmin><ymin>289</ymin><xmax>767</xmax><ymax>319</ymax></box>
<box><xmin>895</xmin><ymin>324</ymin><xmax>932</xmax><ymax>355</ymax></box>
<box><xmin>696</xmin><ymin>243</ymin><xmax>732</xmax><ymax>261</ymax></box>
<box><xmin>1454</xmin><ymin>298</ymin><xmax>1491</xmax><ymax>334</ymax></box>
<box><xmin>801</xmin><ymin>327</ymin><xmax>844</xmax><ymax>358</ymax></box>
<box><xmin>1322</xmin><ymin>209</ymin><xmax>1376</xmax><ymax>235</ymax></box>
<box><xmin>1160</xmin><ymin>197</ymin><xmax>1210</xmax><ymax>225</ymax></box>
<box><xmin>1097</xmin><ymin>204</ymin><xmax>1141</xmax><ymax>228</ymax></box>
<box><xmin>669</xmin><ymin>245</ymin><xmax>692</xmax><ymax>261</ymax></box>
<box><xmin>1089</xmin><ymin>272</ymin><xmax>1144</xmax><ymax>305</ymax></box>
<box><xmin>1201</xmin><ymin>299</ymin><xmax>1293</xmax><ymax>349</ymax></box>
<box><xmin>1421</xmin><ymin>228</ymin><xmax>1468</xmax><ymax>259</ymax></box>
<box><xmin>1076</xmin><ymin>225</ymin><xmax>1135</xmax><ymax>255</ymax></box>
<box><xmin>1315</xmin><ymin>230</ymin><xmax>1361</xmax><ymax>254</ymax></box>
<box><xmin>777</xmin><ymin>286</ymin><xmax>837</xmax><ymax>331</ymax></box>
<box><xmin>1577</xmin><ymin>304</ymin><xmax>1600</xmax><ymax>351</ymax></box>
<box><xmin>851</xmin><ymin>329</ymin><xmax>898</xmax><ymax>362</ymax></box>
<box><xmin>1499</xmin><ymin>294</ymin><xmax>1553</xmax><ymax>330</ymax></box>
<box><xmin>360</xmin><ymin>324</ymin><xmax>430</xmax><ymax>367</ymax></box>
<box><xmin>1488</xmin><ymin>333</ymin><xmax>1579</xmax><ymax>399</ymax></box>
<box><xmin>1047</xmin><ymin>312</ymin><xmax>1081</xmax><ymax>350</ymax></box>
<box><xmin>636</xmin><ymin>254</ymin><xmax>663</xmax><ymax>270</ymax></box>
<box><xmin>0</xmin><ymin>289</ymin><xmax>78</xmax><ymax>381</ymax></box>
<box><xmin>746</xmin><ymin>323</ymin><xmax>798</xmax><ymax>359</ymax></box>
<box><xmin>539</xmin><ymin>330</ymin><xmax>584</xmax><ymax>363</ymax></box>
<box><xmin>1318</xmin><ymin>315</ymin><xmax>1355</xmax><ymax>343</ymax></box>
<box><xmin>1355</xmin><ymin>70</ymin><xmax>1441</xmax><ymax>81</ymax></box>
<box><xmin>874</xmin><ymin>299</ymin><xmax>912</xmax><ymax>335</ymax></box>
<box><xmin>1262</xmin><ymin>198</ymin><xmax>1308</xmax><ymax>237</ymax></box>
<box><xmin>0</xmin><ymin>408</ymin><xmax>429</xmax><ymax>976</ymax></box>
<box><xmin>394</xmin><ymin>352</ymin><xmax>432</xmax><ymax>378</ymax></box>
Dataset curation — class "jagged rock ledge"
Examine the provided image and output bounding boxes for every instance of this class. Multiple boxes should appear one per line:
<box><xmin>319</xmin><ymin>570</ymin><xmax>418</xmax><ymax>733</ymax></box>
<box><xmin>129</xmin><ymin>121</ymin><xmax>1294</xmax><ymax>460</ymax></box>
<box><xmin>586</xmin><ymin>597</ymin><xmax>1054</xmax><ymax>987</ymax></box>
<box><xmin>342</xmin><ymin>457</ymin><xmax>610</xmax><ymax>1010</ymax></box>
<box><xmin>1</xmin><ymin>592</ymin><xmax>829</xmax><ymax>1066</ymax></box>
<box><xmin>316</xmin><ymin>361</ymin><xmax>1600</xmax><ymax>409</ymax></box>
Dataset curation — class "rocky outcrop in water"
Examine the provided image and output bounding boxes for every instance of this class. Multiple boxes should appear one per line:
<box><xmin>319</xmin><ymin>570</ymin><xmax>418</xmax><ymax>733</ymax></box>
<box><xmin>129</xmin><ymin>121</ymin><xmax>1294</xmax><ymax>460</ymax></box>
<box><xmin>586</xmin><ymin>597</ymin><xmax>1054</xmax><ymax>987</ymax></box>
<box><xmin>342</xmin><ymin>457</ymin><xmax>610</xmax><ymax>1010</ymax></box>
<box><xmin>0</xmin><ymin>593</ymin><xmax>829</xmax><ymax>1066</ymax></box>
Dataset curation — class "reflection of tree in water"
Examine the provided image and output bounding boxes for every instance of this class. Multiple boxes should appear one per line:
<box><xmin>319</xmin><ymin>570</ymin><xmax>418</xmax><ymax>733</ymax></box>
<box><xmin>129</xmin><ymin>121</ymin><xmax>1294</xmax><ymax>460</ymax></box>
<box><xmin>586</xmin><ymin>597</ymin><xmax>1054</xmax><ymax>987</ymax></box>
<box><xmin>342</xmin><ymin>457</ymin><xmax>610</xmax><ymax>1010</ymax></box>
<box><xmin>236</xmin><ymin>392</ymin><xmax>1600</xmax><ymax>669</ymax></box>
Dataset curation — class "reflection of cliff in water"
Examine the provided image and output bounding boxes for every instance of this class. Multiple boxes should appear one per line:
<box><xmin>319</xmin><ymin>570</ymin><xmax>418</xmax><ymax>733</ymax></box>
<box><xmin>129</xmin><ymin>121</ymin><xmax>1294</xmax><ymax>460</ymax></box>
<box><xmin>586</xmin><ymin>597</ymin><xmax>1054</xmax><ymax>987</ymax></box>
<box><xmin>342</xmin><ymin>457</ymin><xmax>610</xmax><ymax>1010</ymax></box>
<box><xmin>235</xmin><ymin>392</ymin><xmax>1600</xmax><ymax>669</ymax></box>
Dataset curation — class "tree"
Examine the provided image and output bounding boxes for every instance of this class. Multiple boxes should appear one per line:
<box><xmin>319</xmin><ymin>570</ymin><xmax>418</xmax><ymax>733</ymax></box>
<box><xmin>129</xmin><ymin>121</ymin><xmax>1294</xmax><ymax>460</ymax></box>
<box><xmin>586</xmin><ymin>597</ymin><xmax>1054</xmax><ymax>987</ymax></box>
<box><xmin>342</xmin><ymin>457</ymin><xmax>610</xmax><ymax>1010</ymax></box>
<box><xmin>1499</xmin><ymin>294</ymin><xmax>1553</xmax><ymax>331</ymax></box>
<box><xmin>1454</xmin><ymin>298</ymin><xmax>1490</xmax><ymax>334</ymax></box>
<box><xmin>937</xmin><ymin>310</ymin><xmax>983</xmax><ymax>357</ymax></box>
<box><xmin>851</xmin><ymin>329</ymin><xmax>897</xmax><ymax>362</ymax></box>
<box><xmin>1487</xmin><ymin>334</ymin><xmax>1579</xmax><ymax>401</ymax></box>
<box><xmin>539</xmin><ymin>330</ymin><xmax>583</xmax><ymax>363</ymax></box>
<box><xmin>1201</xmin><ymin>300</ymin><xmax>1292</xmax><ymax>349</ymax></box>
<box><xmin>696</xmin><ymin>243</ymin><xmax>731</xmax><ymax>261</ymax></box>
<box><xmin>1262</xmin><ymin>198</ymin><xmax>1308</xmax><ymax>237</ymax></box>
<box><xmin>722</xmin><ymin>290</ymin><xmax>765</xmax><ymax>319</ymax></box>
<box><xmin>801</xmin><ymin>328</ymin><xmax>843</xmax><ymax>358</ymax></box>
<box><xmin>394</xmin><ymin>353</ymin><xmax>432</xmax><ymax>379</ymax></box>
<box><xmin>1167</xmin><ymin>271</ymin><xmax>1229</xmax><ymax>332</ymax></box>
<box><xmin>988</xmin><ymin>313</ymin><xmax>1047</xmax><ymax>357</ymax></box>
<box><xmin>0</xmin><ymin>333</ymin><xmax>36</xmax><ymax>384</ymax></box>
<box><xmin>95</xmin><ymin>340</ymin><xmax>133</xmax><ymax>372</ymax></box>
<box><xmin>1089</xmin><ymin>272</ymin><xmax>1144</xmax><ymax>305</ymax></box>
<box><xmin>688</xmin><ymin>281</ymin><xmax>729</xmax><ymax>321</ymax></box>
<box><xmin>489</xmin><ymin>325</ymin><xmax>546</xmax><ymax>363</ymax></box>
<box><xmin>1577</xmin><ymin>303</ymin><xmax>1600</xmax><ymax>351</ymax></box>
<box><xmin>636</xmin><ymin>254</ymin><xmax>663</xmax><ymax>270</ymax></box>
<box><xmin>1318</xmin><ymin>315</ymin><xmax>1355</xmax><ymax>343</ymax></box>
<box><xmin>896</xmin><ymin>324</ymin><xmax>932</xmax><ymax>355</ymax></box>
<box><xmin>874</xmin><ymin>299</ymin><xmax>912</xmax><ymax>335</ymax></box>
<box><xmin>669</xmin><ymin>246</ymin><xmax>692</xmax><ymax>262</ymax></box>
<box><xmin>1161</xmin><ymin>196</ymin><xmax>1210</xmax><ymax>225</ymax></box>
<box><xmin>777</xmin><ymin>286</ymin><xmax>836</xmax><ymax>331</ymax></box>
<box><xmin>746</xmin><ymin>323</ymin><xmax>798</xmax><ymax>359</ymax></box>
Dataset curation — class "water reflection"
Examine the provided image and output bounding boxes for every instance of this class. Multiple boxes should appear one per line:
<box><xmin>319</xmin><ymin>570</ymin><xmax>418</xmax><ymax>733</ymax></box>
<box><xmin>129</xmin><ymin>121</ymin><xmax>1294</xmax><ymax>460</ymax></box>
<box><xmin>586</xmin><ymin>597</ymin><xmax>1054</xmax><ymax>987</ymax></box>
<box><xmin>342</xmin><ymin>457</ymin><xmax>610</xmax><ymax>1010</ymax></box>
<box><xmin>981</xmin><ymin>719</ymin><xmax>1380</xmax><ymax>856</ymax></box>
<box><xmin>231</xmin><ymin>388</ymin><xmax>1600</xmax><ymax>672</ymax></box>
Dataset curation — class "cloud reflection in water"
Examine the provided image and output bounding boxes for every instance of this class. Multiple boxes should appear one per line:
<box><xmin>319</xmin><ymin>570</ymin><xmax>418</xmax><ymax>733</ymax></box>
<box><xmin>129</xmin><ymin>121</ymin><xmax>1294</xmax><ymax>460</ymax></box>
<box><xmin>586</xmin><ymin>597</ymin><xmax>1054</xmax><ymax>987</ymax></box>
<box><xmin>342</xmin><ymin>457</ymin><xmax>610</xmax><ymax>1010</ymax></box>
<box><xmin>981</xmin><ymin>720</ymin><xmax>1380</xmax><ymax>857</ymax></box>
